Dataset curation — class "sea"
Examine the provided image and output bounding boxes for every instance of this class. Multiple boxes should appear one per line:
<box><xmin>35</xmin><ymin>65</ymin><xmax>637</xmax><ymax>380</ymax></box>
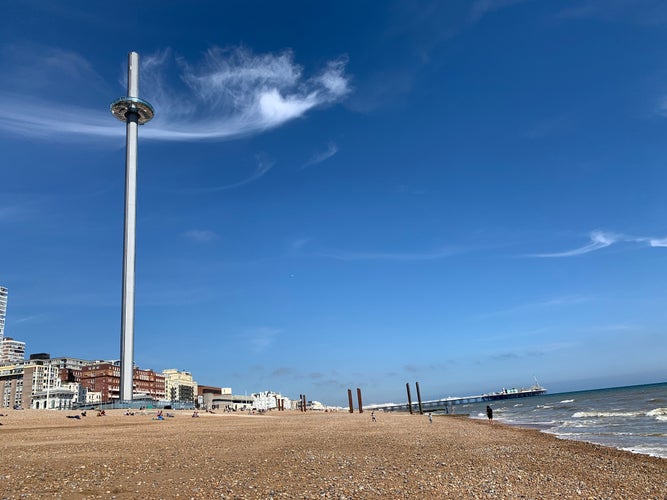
<box><xmin>459</xmin><ymin>382</ymin><xmax>667</xmax><ymax>459</ymax></box>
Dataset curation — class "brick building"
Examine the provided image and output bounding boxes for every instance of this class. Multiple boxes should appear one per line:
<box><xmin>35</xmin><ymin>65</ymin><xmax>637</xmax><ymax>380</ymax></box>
<box><xmin>81</xmin><ymin>362</ymin><xmax>165</xmax><ymax>403</ymax></box>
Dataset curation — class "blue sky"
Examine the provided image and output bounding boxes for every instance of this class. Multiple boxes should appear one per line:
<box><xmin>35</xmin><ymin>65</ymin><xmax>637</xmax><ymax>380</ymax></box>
<box><xmin>1</xmin><ymin>0</ymin><xmax>666</xmax><ymax>406</ymax></box>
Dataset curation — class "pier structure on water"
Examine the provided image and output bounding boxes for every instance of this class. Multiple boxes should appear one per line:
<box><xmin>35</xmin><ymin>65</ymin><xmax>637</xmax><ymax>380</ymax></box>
<box><xmin>370</xmin><ymin>385</ymin><xmax>547</xmax><ymax>413</ymax></box>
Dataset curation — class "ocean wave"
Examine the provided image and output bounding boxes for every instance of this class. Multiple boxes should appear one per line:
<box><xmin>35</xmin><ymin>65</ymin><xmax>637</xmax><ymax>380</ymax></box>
<box><xmin>572</xmin><ymin>411</ymin><xmax>641</xmax><ymax>418</ymax></box>
<box><xmin>560</xmin><ymin>399</ymin><xmax>575</xmax><ymax>403</ymax></box>
<box><xmin>646</xmin><ymin>408</ymin><xmax>667</xmax><ymax>417</ymax></box>
<box><xmin>621</xmin><ymin>445</ymin><xmax>667</xmax><ymax>459</ymax></box>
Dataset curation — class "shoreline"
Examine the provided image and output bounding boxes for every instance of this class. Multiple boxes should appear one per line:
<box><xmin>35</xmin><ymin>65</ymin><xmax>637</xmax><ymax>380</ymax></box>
<box><xmin>1</xmin><ymin>409</ymin><xmax>665</xmax><ymax>498</ymax></box>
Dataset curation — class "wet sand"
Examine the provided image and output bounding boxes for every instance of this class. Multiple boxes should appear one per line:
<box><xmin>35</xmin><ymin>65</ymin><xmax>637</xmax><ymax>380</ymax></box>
<box><xmin>0</xmin><ymin>409</ymin><xmax>665</xmax><ymax>499</ymax></box>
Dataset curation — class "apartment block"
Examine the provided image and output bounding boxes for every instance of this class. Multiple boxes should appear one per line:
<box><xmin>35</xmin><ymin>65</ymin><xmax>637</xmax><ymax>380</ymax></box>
<box><xmin>163</xmin><ymin>369</ymin><xmax>198</xmax><ymax>403</ymax></box>
<box><xmin>0</xmin><ymin>337</ymin><xmax>26</xmax><ymax>364</ymax></box>
<box><xmin>0</xmin><ymin>286</ymin><xmax>7</xmax><ymax>341</ymax></box>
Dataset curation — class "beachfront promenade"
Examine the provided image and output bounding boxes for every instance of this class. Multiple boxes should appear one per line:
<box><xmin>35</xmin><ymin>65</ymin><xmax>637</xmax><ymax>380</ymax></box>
<box><xmin>0</xmin><ymin>409</ymin><xmax>664</xmax><ymax>498</ymax></box>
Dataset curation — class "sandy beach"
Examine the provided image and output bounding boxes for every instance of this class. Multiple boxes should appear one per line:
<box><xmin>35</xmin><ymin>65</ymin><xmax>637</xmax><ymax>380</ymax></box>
<box><xmin>0</xmin><ymin>409</ymin><xmax>665</xmax><ymax>499</ymax></box>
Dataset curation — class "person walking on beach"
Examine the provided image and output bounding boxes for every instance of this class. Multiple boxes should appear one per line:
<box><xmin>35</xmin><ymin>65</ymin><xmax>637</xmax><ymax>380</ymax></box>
<box><xmin>486</xmin><ymin>405</ymin><xmax>493</xmax><ymax>424</ymax></box>
<box><xmin>371</xmin><ymin>411</ymin><xmax>376</xmax><ymax>422</ymax></box>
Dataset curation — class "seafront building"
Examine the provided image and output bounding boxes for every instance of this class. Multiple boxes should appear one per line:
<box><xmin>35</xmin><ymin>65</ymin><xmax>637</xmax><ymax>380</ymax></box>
<box><xmin>0</xmin><ymin>353</ymin><xmax>166</xmax><ymax>408</ymax></box>
<box><xmin>0</xmin><ymin>337</ymin><xmax>26</xmax><ymax>364</ymax></box>
<box><xmin>0</xmin><ymin>358</ymin><xmax>73</xmax><ymax>409</ymax></box>
<box><xmin>0</xmin><ymin>286</ymin><xmax>7</xmax><ymax>341</ymax></box>
<box><xmin>80</xmin><ymin>361</ymin><xmax>166</xmax><ymax>403</ymax></box>
<box><xmin>163</xmin><ymin>368</ymin><xmax>197</xmax><ymax>404</ymax></box>
<box><xmin>0</xmin><ymin>312</ymin><xmax>294</xmax><ymax>410</ymax></box>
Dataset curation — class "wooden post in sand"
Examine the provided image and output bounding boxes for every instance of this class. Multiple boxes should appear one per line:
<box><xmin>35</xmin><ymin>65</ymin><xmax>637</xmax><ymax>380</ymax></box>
<box><xmin>348</xmin><ymin>389</ymin><xmax>354</xmax><ymax>413</ymax></box>
<box><xmin>357</xmin><ymin>388</ymin><xmax>363</xmax><ymax>414</ymax></box>
<box><xmin>406</xmin><ymin>383</ymin><xmax>414</xmax><ymax>415</ymax></box>
<box><xmin>416</xmin><ymin>381</ymin><xmax>423</xmax><ymax>415</ymax></box>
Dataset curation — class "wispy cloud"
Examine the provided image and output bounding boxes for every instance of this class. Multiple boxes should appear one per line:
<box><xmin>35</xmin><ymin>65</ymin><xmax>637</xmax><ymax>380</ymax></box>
<box><xmin>475</xmin><ymin>296</ymin><xmax>592</xmax><ymax>320</ymax></box>
<box><xmin>0</xmin><ymin>46</ymin><xmax>350</xmax><ymax>142</ymax></box>
<box><xmin>289</xmin><ymin>238</ymin><xmax>462</xmax><ymax>261</ymax></box>
<box><xmin>182</xmin><ymin>229</ymin><xmax>219</xmax><ymax>243</ymax></box>
<box><xmin>487</xmin><ymin>341</ymin><xmax>575</xmax><ymax>360</ymax></box>
<box><xmin>302</xmin><ymin>141</ymin><xmax>338</xmax><ymax>168</ymax></box>
<box><xmin>245</xmin><ymin>327</ymin><xmax>282</xmax><ymax>353</ymax></box>
<box><xmin>162</xmin><ymin>154</ymin><xmax>275</xmax><ymax>194</ymax></box>
<box><xmin>529</xmin><ymin>229</ymin><xmax>667</xmax><ymax>258</ymax></box>
<box><xmin>646</xmin><ymin>237</ymin><xmax>667</xmax><ymax>247</ymax></box>
<box><xmin>14</xmin><ymin>313</ymin><xmax>47</xmax><ymax>324</ymax></box>
<box><xmin>271</xmin><ymin>367</ymin><xmax>294</xmax><ymax>377</ymax></box>
<box><xmin>316</xmin><ymin>246</ymin><xmax>460</xmax><ymax>262</ymax></box>
<box><xmin>532</xmin><ymin>230</ymin><xmax>618</xmax><ymax>257</ymax></box>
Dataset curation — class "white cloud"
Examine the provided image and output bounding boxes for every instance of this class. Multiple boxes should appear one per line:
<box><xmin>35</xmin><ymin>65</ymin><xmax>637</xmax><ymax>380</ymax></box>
<box><xmin>302</xmin><ymin>141</ymin><xmax>338</xmax><ymax>168</ymax></box>
<box><xmin>648</xmin><ymin>238</ymin><xmax>667</xmax><ymax>247</ymax></box>
<box><xmin>0</xmin><ymin>46</ymin><xmax>350</xmax><ymax>142</ymax></box>
<box><xmin>531</xmin><ymin>230</ymin><xmax>618</xmax><ymax>257</ymax></box>
<box><xmin>531</xmin><ymin>230</ymin><xmax>667</xmax><ymax>257</ymax></box>
<box><xmin>182</xmin><ymin>229</ymin><xmax>219</xmax><ymax>243</ymax></box>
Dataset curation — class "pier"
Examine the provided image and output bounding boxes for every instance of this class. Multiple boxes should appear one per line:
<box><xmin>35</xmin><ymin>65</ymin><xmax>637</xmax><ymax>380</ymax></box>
<box><xmin>370</xmin><ymin>386</ymin><xmax>546</xmax><ymax>413</ymax></box>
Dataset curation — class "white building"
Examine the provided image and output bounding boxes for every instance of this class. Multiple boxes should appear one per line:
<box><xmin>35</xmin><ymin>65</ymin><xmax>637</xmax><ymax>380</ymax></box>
<box><xmin>0</xmin><ymin>337</ymin><xmax>26</xmax><ymax>364</ymax></box>
<box><xmin>163</xmin><ymin>369</ymin><xmax>198</xmax><ymax>403</ymax></box>
<box><xmin>0</xmin><ymin>286</ymin><xmax>7</xmax><ymax>341</ymax></box>
<box><xmin>0</xmin><ymin>360</ymin><xmax>60</xmax><ymax>409</ymax></box>
<box><xmin>32</xmin><ymin>387</ymin><xmax>75</xmax><ymax>410</ymax></box>
<box><xmin>252</xmin><ymin>390</ymin><xmax>290</xmax><ymax>411</ymax></box>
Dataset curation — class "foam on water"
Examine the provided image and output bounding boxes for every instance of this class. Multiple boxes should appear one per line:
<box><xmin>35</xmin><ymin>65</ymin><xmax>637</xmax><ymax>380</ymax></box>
<box><xmin>467</xmin><ymin>382</ymin><xmax>667</xmax><ymax>459</ymax></box>
<box><xmin>572</xmin><ymin>411</ymin><xmax>642</xmax><ymax>418</ymax></box>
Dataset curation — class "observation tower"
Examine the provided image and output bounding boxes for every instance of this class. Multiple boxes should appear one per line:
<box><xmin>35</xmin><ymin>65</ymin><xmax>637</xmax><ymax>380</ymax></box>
<box><xmin>110</xmin><ymin>52</ymin><xmax>154</xmax><ymax>402</ymax></box>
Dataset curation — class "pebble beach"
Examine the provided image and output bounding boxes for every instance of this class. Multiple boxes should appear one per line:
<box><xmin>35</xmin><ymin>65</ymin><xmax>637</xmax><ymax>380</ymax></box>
<box><xmin>0</xmin><ymin>409</ymin><xmax>665</xmax><ymax>499</ymax></box>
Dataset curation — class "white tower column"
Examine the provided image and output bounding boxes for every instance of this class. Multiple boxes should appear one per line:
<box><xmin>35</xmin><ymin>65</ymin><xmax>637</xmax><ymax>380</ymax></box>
<box><xmin>110</xmin><ymin>52</ymin><xmax>154</xmax><ymax>403</ymax></box>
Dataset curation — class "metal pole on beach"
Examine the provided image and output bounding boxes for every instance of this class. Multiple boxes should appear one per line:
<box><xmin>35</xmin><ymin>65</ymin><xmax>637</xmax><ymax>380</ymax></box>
<box><xmin>406</xmin><ymin>383</ymin><xmax>413</xmax><ymax>415</ymax></box>
<box><xmin>110</xmin><ymin>52</ymin><xmax>154</xmax><ymax>403</ymax></box>
<box><xmin>416</xmin><ymin>381</ymin><xmax>423</xmax><ymax>415</ymax></box>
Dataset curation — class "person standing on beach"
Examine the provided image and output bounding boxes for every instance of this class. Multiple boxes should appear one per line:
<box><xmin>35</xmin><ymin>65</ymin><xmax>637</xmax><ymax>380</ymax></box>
<box><xmin>486</xmin><ymin>405</ymin><xmax>493</xmax><ymax>424</ymax></box>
